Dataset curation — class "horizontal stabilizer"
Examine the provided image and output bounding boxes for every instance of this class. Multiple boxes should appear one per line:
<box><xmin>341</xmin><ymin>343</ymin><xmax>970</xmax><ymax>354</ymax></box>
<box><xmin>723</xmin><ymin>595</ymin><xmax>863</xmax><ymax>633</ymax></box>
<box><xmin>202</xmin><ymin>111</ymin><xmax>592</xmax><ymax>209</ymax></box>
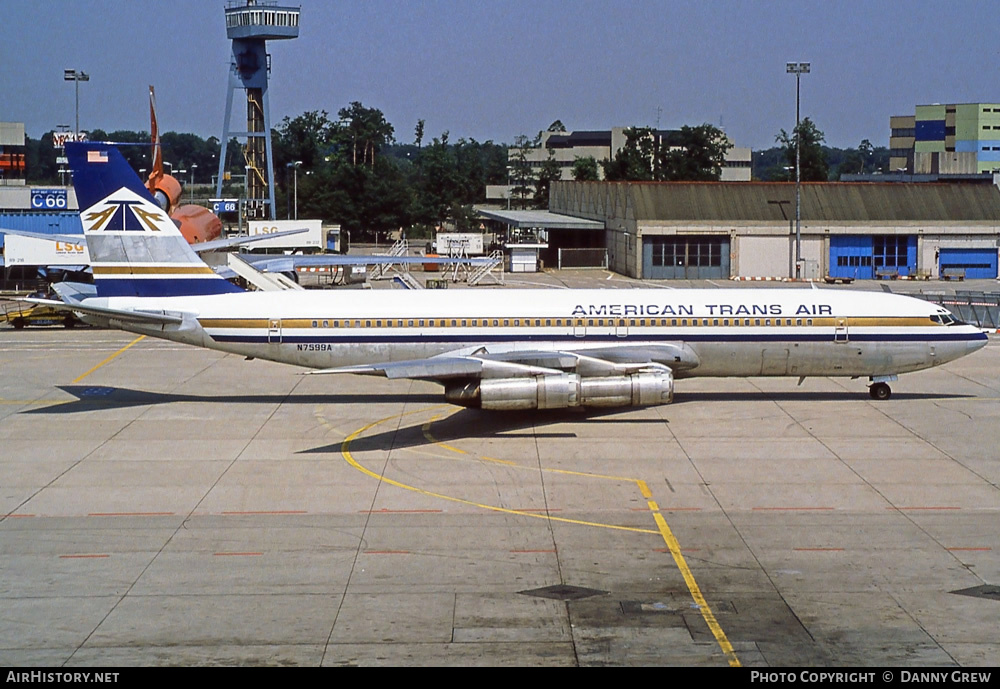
<box><xmin>19</xmin><ymin>297</ymin><xmax>184</xmax><ymax>326</ymax></box>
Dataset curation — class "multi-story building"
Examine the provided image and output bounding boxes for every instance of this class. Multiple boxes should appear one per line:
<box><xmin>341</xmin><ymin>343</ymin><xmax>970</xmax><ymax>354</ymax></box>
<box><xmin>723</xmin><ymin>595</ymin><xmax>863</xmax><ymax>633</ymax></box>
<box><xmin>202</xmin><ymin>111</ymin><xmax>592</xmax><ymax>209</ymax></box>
<box><xmin>488</xmin><ymin>127</ymin><xmax>751</xmax><ymax>201</ymax></box>
<box><xmin>890</xmin><ymin>104</ymin><xmax>1000</xmax><ymax>175</ymax></box>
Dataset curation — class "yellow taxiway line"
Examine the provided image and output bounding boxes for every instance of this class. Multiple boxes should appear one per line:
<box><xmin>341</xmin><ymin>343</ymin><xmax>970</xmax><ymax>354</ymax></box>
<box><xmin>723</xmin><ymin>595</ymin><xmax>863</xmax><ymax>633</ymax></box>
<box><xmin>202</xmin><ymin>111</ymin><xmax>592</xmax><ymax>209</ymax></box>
<box><xmin>71</xmin><ymin>335</ymin><xmax>146</xmax><ymax>383</ymax></box>
<box><xmin>339</xmin><ymin>405</ymin><xmax>741</xmax><ymax>667</ymax></box>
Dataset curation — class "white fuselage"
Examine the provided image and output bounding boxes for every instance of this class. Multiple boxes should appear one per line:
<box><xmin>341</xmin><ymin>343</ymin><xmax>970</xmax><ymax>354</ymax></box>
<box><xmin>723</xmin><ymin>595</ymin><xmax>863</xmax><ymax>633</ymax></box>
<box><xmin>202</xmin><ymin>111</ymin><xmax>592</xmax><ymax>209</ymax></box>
<box><xmin>83</xmin><ymin>287</ymin><xmax>987</xmax><ymax>379</ymax></box>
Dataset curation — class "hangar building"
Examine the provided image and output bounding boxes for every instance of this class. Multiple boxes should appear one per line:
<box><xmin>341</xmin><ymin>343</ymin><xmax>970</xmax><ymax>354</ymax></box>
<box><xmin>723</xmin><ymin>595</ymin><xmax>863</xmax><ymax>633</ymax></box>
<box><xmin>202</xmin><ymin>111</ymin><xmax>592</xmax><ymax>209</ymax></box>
<box><xmin>549</xmin><ymin>181</ymin><xmax>1000</xmax><ymax>280</ymax></box>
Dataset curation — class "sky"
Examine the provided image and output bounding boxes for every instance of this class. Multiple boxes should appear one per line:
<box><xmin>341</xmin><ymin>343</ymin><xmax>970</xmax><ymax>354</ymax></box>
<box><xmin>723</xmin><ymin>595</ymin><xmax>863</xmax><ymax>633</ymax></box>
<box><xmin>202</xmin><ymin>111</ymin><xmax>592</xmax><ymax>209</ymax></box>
<box><xmin>2</xmin><ymin>0</ymin><xmax>999</xmax><ymax>151</ymax></box>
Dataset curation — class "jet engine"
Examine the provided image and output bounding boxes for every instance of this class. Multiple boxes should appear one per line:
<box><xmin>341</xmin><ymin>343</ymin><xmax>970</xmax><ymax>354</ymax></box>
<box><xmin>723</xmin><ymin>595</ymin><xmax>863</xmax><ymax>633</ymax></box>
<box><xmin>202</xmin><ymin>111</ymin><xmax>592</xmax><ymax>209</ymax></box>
<box><xmin>445</xmin><ymin>370</ymin><xmax>674</xmax><ymax>410</ymax></box>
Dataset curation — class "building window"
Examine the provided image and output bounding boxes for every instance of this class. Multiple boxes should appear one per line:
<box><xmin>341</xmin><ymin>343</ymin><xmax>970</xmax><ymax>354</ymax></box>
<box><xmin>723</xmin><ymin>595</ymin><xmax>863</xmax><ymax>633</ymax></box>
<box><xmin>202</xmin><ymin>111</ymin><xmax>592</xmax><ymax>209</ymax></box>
<box><xmin>873</xmin><ymin>236</ymin><xmax>908</xmax><ymax>268</ymax></box>
<box><xmin>649</xmin><ymin>236</ymin><xmax>724</xmax><ymax>267</ymax></box>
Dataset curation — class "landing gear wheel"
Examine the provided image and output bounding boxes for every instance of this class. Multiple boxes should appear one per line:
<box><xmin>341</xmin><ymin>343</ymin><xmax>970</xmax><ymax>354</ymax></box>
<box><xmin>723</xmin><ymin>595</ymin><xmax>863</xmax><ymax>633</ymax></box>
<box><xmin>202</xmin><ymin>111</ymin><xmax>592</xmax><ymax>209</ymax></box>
<box><xmin>869</xmin><ymin>382</ymin><xmax>891</xmax><ymax>400</ymax></box>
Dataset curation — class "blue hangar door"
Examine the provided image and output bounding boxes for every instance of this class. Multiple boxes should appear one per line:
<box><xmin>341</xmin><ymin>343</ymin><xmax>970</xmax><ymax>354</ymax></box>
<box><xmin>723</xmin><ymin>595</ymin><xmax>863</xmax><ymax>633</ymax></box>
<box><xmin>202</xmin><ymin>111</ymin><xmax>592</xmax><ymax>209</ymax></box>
<box><xmin>939</xmin><ymin>248</ymin><xmax>998</xmax><ymax>279</ymax></box>
<box><xmin>643</xmin><ymin>235</ymin><xmax>730</xmax><ymax>279</ymax></box>
<box><xmin>829</xmin><ymin>235</ymin><xmax>916</xmax><ymax>279</ymax></box>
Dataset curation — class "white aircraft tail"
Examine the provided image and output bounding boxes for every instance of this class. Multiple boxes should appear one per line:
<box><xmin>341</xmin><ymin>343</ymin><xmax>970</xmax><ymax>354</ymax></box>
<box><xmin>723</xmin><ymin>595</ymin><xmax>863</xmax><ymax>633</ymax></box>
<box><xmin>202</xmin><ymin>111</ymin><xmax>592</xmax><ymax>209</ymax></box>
<box><xmin>65</xmin><ymin>141</ymin><xmax>242</xmax><ymax>298</ymax></box>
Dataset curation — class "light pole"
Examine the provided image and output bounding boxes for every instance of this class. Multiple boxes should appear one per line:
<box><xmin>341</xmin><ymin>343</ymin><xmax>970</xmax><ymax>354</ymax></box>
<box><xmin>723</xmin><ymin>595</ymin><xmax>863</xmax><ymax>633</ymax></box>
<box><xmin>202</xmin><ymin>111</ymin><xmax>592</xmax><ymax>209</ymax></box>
<box><xmin>287</xmin><ymin>161</ymin><xmax>302</xmax><ymax>220</ymax></box>
<box><xmin>190</xmin><ymin>164</ymin><xmax>197</xmax><ymax>203</ymax></box>
<box><xmin>786</xmin><ymin>61</ymin><xmax>810</xmax><ymax>279</ymax></box>
<box><xmin>63</xmin><ymin>69</ymin><xmax>90</xmax><ymax>142</ymax></box>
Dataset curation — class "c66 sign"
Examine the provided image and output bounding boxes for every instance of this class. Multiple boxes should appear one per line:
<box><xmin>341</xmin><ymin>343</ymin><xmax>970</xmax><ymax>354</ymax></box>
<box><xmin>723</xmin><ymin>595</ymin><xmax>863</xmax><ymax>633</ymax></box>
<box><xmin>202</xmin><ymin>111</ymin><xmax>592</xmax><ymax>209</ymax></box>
<box><xmin>30</xmin><ymin>189</ymin><xmax>68</xmax><ymax>210</ymax></box>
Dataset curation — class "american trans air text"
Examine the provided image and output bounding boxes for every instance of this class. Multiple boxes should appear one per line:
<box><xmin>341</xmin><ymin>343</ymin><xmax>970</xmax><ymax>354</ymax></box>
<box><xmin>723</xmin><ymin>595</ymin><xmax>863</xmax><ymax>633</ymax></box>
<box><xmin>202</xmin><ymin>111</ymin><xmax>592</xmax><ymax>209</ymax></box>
<box><xmin>571</xmin><ymin>303</ymin><xmax>833</xmax><ymax>317</ymax></box>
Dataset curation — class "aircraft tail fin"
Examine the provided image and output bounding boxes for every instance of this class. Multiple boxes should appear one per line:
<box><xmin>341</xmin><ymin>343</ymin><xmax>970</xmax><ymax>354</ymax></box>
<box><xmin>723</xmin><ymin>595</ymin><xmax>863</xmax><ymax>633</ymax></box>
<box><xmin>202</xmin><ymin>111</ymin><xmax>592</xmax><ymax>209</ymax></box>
<box><xmin>65</xmin><ymin>141</ymin><xmax>242</xmax><ymax>298</ymax></box>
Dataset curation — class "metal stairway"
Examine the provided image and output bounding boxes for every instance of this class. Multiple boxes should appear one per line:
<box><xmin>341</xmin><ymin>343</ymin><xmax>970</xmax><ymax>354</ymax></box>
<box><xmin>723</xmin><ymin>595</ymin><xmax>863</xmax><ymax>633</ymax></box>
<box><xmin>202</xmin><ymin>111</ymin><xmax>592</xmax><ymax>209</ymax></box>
<box><xmin>371</xmin><ymin>238</ymin><xmax>409</xmax><ymax>280</ymax></box>
<box><xmin>468</xmin><ymin>250</ymin><xmax>505</xmax><ymax>286</ymax></box>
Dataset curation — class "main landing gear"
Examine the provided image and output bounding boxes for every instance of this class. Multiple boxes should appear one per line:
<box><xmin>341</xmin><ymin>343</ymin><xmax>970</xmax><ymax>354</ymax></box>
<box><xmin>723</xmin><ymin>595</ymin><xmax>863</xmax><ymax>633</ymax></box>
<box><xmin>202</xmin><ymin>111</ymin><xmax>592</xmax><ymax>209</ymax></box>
<box><xmin>868</xmin><ymin>382</ymin><xmax>891</xmax><ymax>400</ymax></box>
<box><xmin>867</xmin><ymin>375</ymin><xmax>897</xmax><ymax>400</ymax></box>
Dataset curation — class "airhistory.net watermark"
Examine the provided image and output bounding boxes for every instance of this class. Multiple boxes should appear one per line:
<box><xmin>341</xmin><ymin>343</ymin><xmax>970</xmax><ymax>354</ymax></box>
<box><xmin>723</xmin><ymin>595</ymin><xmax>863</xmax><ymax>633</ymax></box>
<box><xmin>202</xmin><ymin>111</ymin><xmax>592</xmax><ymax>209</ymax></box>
<box><xmin>6</xmin><ymin>673</ymin><xmax>119</xmax><ymax>684</ymax></box>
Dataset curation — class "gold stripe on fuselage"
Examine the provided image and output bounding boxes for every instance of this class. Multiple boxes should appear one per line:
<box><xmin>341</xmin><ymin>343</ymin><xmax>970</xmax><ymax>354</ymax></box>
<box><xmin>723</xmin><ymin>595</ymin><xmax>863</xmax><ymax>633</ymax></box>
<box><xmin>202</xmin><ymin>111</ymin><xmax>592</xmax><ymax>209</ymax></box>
<box><xmin>93</xmin><ymin>265</ymin><xmax>216</xmax><ymax>275</ymax></box>
<box><xmin>197</xmin><ymin>316</ymin><xmax>938</xmax><ymax>330</ymax></box>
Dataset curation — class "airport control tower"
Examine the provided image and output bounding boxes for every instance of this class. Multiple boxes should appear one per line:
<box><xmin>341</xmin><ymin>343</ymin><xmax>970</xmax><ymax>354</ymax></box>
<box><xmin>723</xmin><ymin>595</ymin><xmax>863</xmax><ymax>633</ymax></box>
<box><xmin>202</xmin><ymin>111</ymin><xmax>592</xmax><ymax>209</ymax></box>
<box><xmin>216</xmin><ymin>1</ymin><xmax>300</xmax><ymax>221</ymax></box>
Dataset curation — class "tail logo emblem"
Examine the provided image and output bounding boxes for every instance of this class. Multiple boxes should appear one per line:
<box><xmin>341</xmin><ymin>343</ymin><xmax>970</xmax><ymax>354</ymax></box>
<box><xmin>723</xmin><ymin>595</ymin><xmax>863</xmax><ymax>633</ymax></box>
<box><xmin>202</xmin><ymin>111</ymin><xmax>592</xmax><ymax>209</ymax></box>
<box><xmin>82</xmin><ymin>188</ymin><xmax>172</xmax><ymax>233</ymax></box>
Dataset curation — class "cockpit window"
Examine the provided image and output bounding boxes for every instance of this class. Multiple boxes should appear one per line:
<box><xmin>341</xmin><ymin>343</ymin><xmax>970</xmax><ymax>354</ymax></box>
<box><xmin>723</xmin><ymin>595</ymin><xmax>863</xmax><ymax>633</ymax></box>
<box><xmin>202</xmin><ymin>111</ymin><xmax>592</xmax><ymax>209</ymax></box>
<box><xmin>931</xmin><ymin>313</ymin><xmax>963</xmax><ymax>326</ymax></box>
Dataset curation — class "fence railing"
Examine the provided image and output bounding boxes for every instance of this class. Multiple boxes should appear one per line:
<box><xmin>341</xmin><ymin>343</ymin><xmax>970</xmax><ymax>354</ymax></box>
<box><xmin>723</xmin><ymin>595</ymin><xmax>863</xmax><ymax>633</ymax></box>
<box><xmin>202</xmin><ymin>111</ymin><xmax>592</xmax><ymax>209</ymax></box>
<box><xmin>913</xmin><ymin>291</ymin><xmax>1000</xmax><ymax>329</ymax></box>
<box><xmin>557</xmin><ymin>248</ymin><xmax>608</xmax><ymax>269</ymax></box>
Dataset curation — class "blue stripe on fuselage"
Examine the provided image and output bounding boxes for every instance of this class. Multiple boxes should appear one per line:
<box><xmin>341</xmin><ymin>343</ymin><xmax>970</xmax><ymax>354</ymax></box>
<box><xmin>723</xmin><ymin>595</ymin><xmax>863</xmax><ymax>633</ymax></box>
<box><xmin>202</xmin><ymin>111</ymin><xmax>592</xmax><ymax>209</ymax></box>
<box><xmin>95</xmin><ymin>277</ymin><xmax>243</xmax><ymax>297</ymax></box>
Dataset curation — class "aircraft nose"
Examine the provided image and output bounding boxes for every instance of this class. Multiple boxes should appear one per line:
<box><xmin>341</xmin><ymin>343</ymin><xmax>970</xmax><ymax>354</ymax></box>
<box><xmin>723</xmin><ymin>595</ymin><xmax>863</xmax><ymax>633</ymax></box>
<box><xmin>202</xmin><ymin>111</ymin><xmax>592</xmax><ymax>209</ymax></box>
<box><xmin>970</xmin><ymin>331</ymin><xmax>990</xmax><ymax>353</ymax></box>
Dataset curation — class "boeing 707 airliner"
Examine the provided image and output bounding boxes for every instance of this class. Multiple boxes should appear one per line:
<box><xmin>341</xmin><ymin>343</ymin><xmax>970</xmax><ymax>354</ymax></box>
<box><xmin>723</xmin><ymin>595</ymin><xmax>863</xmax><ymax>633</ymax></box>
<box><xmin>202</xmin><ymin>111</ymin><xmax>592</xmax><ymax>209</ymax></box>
<box><xmin>21</xmin><ymin>142</ymin><xmax>988</xmax><ymax>410</ymax></box>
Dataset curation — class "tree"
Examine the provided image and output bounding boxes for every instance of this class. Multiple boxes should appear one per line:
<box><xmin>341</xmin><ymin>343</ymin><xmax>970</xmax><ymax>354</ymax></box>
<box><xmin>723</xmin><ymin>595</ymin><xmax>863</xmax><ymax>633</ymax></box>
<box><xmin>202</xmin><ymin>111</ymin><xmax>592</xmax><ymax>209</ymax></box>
<box><xmin>657</xmin><ymin>124</ymin><xmax>732</xmax><ymax>181</ymax></box>
<box><xmin>413</xmin><ymin>131</ymin><xmax>461</xmax><ymax>227</ymax></box>
<box><xmin>572</xmin><ymin>156</ymin><xmax>600</xmax><ymax>181</ymax></box>
<box><xmin>414</xmin><ymin>119</ymin><xmax>425</xmax><ymax>149</ymax></box>
<box><xmin>273</xmin><ymin>103</ymin><xmax>407</xmax><ymax>240</ymax></box>
<box><xmin>273</xmin><ymin>110</ymin><xmax>336</xmax><ymax>171</ymax></box>
<box><xmin>601</xmin><ymin>125</ymin><xmax>732</xmax><ymax>182</ymax></box>
<box><xmin>547</xmin><ymin>120</ymin><xmax>567</xmax><ymax>133</ymax></box>
<box><xmin>776</xmin><ymin>117</ymin><xmax>829</xmax><ymax>181</ymax></box>
<box><xmin>533</xmin><ymin>153</ymin><xmax>562</xmax><ymax>209</ymax></box>
<box><xmin>25</xmin><ymin>131</ymin><xmax>59</xmax><ymax>183</ymax></box>
<box><xmin>333</xmin><ymin>101</ymin><xmax>394</xmax><ymax>169</ymax></box>
<box><xmin>508</xmin><ymin>134</ymin><xmax>537</xmax><ymax>209</ymax></box>
<box><xmin>602</xmin><ymin>127</ymin><xmax>656</xmax><ymax>181</ymax></box>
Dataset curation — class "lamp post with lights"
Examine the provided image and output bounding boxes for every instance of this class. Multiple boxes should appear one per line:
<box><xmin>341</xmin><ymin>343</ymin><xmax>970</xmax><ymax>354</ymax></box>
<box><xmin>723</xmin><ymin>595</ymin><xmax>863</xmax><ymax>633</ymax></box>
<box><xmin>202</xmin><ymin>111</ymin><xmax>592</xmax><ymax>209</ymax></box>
<box><xmin>287</xmin><ymin>161</ymin><xmax>302</xmax><ymax>220</ymax></box>
<box><xmin>786</xmin><ymin>61</ymin><xmax>810</xmax><ymax>279</ymax></box>
<box><xmin>63</xmin><ymin>69</ymin><xmax>90</xmax><ymax>142</ymax></box>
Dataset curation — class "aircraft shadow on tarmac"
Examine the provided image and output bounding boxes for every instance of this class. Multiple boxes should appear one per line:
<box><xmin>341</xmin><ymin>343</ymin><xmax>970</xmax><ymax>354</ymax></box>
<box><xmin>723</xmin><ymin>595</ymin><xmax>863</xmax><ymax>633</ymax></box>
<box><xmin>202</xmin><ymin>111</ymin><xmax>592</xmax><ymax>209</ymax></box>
<box><xmin>299</xmin><ymin>405</ymin><xmax>643</xmax><ymax>454</ymax></box>
<box><xmin>675</xmin><ymin>390</ymin><xmax>974</xmax><ymax>403</ymax></box>
<box><xmin>25</xmin><ymin>385</ymin><xmax>443</xmax><ymax>414</ymax></box>
<box><xmin>298</xmin><ymin>388</ymin><xmax>974</xmax><ymax>454</ymax></box>
<box><xmin>28</xmin><ymin>385</ymin><xmax>974</xmax><ymax>454</ymax></box>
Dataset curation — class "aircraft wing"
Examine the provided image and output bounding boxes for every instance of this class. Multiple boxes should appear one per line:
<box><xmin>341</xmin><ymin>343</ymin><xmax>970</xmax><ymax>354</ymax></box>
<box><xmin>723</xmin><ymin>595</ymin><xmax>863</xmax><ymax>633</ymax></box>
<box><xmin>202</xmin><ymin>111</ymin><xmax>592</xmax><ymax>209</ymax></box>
<box><xmin>307</xmin><ymin>356</ymin><xmax>564</xmax><ymax>380</ymax></box>
<box><xmin>0</xmin><ymin>227</ymin><xmax>84</xmax><ymax>244</ymax></box>
<box><xmin>244</xmin><ymin>254</ymin><xmax>495</xmax><ymax>273</ymax></box>
<box><xmin>191</xmin><ymin>227</ymin><xmax>308</xmax><ymax>253</ymax></box>
<box><xmin>307</xmin><ymin>343</ymin><xmax>698</xmax><ymax>381</ymax></box>
<box><xmin>17</xmin><ymin>297</ymin><xmax>185</xmax><ymax>326</ymax></box>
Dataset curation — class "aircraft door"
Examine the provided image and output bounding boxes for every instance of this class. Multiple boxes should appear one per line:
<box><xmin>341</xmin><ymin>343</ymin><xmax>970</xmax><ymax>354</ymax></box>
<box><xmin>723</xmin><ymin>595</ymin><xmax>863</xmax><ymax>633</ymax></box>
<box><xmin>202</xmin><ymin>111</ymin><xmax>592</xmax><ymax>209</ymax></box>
<box><xmin>834</xmin><ymin>317</ymin><xmax>849</xmax><ymax>343</ymax></box>
<box><xmin>615</xmin><ymin>318</ymin><xmax>628</xmax><ymax>338</ymax></box>
<box><xmin>573</xmin><ymin>318</ymin><xmax>586</xmax><ymax>338</ymax></box>
<box><xmin>268</xmin><ymin>318</ymin><xmax>282</xmax><ymax>344</ymax></box>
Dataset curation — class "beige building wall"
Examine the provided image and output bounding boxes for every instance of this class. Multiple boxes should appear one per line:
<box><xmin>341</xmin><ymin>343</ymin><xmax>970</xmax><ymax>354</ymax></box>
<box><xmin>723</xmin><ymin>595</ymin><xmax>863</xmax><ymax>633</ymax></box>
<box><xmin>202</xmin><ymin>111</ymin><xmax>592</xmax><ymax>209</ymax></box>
<box><xmin>517</xmin><ymin>128</ymin><xmax>751</xmax><ymax>185</ymax></box>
